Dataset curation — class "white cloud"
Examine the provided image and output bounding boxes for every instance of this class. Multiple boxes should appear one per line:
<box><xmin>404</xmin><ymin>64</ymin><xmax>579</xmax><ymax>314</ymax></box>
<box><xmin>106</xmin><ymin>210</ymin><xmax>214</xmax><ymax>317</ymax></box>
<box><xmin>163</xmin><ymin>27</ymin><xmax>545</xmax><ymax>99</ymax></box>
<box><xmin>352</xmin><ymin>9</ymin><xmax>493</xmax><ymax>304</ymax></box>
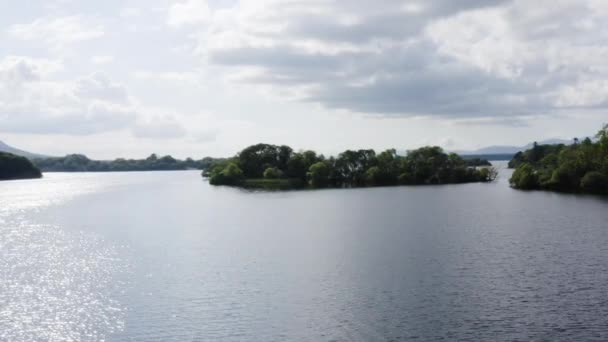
<box><xmin>0</xmin><ymin>56</ymin><xmax>187</xmax><ymax>138</ymax></box>
<box><xmin>0</xmin><ymin>70</ymin><xmax>137</xmax><ymax>135</ymax></box>
<box><xmin>0</xmin><ymin>56</ymin><xmax>63</xmax><ymax>84</ymax></box>
<box><xmin>167</xmin><ymin>0</ymin><xmax>211</xmax><ymax>28</ymax></box>
<box><xmin>3</xmin><ymin>0</ymin><xmax>608</xmax><ymax>157</ymax></box>
<box><xmin>133</xmin><ymin>115</ymin><xmax>187</xmax><ymax>139</ymax></box>
<box><xmin>180</xmin><ymin>0</ymin><xmax>608</xmax><ymax>121</ymax></box>
<box><xmin>426</xmin><ymin>7</ymin><xmax>524</xmax><ymax>79</ymax></box>
<box><xmin>192</xmin><ymin>128</ymin><xmax>219</xmax><ymax>143</ymax></box>
<box><xmin>8</xmin><ymin>15</ymin><xmax>105</xmax><ymax>50</ymax></box>
<box><xmin>74</xmin><ymin>72</ymin><xmax>130</xmax><ymax>104</ymax></box>
<box><xmin>91</xmin><ymin>55</ymin><xmax>114</xmax><ymax>65</ymax></box>
<box><xmin>133</xmin><ymin>71</ymin><xmax>199</xmax><ymax>84</ymax></box>
<box><xmin>120</xmin><ymin>7</ymin><xmax>143</xmax><ymax>18</ymax></box>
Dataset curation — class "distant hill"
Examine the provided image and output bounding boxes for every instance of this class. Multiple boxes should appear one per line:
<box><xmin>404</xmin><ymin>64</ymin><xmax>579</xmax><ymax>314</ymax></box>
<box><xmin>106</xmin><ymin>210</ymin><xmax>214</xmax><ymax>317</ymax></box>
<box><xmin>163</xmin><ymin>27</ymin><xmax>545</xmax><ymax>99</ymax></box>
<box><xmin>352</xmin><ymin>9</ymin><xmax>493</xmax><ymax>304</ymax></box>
<box><xmin>0</xmin><ymin>140</ymin><xmax>49</xmax><ymax>159</ymax></box>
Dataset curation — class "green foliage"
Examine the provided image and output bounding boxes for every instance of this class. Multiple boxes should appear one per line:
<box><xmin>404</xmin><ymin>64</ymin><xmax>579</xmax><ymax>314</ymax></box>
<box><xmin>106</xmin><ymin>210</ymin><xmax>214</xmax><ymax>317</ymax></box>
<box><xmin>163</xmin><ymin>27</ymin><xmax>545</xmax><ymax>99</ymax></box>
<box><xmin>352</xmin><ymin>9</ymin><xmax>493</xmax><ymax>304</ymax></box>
<box><xmin>263</xmin><ymin>167</ymin><xmax>284</xmax><ymax>179</ymax></box>
<box><xmin>597</xmin><ymin>124</ymin><xmax>608</xmax><ymax>149</ymax></box>
<box><xmin>238</xmin><ymin>144</ymin><xmax>293</xmax><ymax>178</ymax></box>
<box><xmin>580</xmin><ymin>171</ymin><xmax>608</xmax><ymax>194</ymax></box>
<box><xmin>206</xmin><ymin>144</ymin><xmax>494</xmax><ymax>189</ymax></box>
<box><xmin>0</xmin><ymin>152</ymin><xmax>42</xmax><ymax>180</ymax></box>
<box><xmin>510</xmin><ymin>163</ymin><xmax>538</xmax><ymax>190</ymax></box>
<box><xmin>478</xmin><ymin>167</ymin><xmax>499</xmax><ymax>182</ymax></box>
<box><xmin>286</xmin><ymin>150</ymin><xmax>321</xmax><ymax>180</ymax></box>
<box><xmin>209</xmin><ymin>162</ymin><xmax>244</xmax><ymax>185</ymax></box>
<box><xmin>335</xmin><ymin>149</ymin><xmax>377</xmax><ymax>186</ymax></box>
<box><xmin>508</xmin><ymin>143</ymin><xmax>566</xmax><ymax>168</ymax></box>
<box><xmin>369</xmin><ymin>149</ymin><xmax>400</xmax><ymax>185</ymax></box>
<box><xmin>34</xmin><ymin>154</ymin><xmax>224</xmax><ymax>172</ymax></box>
<box><xmin>307</xmin><ymin>161</ymin><xmax>331</xmax><ymax>188</ymax></box>
<box><xmin>509</xmin><ymin>124</ymin><xmax>608</xmax><ymax>195</ymax></box>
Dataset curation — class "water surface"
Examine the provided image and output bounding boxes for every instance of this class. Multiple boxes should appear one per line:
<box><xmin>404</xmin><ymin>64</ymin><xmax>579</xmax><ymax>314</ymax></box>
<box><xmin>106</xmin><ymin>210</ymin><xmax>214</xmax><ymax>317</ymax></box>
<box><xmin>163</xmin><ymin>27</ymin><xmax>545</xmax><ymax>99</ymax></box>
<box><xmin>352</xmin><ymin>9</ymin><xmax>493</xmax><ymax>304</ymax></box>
<box><xmin>1</xmin><ymin>164</ymin><xmax>608</xmax><ymax>341</ymax></box>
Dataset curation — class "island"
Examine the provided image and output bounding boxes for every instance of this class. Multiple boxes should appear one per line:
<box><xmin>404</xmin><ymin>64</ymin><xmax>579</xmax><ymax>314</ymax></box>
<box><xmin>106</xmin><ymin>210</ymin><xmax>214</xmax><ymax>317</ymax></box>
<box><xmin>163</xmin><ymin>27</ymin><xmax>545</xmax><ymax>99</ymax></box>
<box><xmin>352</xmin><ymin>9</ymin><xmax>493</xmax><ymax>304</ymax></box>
<box><xmin>0</xmin><ymin>152</ymin><xmax>43</xmax><ymax>181</ymax></box>
<box><xmin>509</xmin><ymin>124</ymin><xmax>608</xmax><ymax>195</ymax></box>
<box><xmin>204</xmin><ymin>144</ymin><xmax>497</xmax><ymax>190</ymax></box>
<box><xmin>461</xmin><ymin>157</ymin><xmax>493</xmax><ymax>167</ymax></box>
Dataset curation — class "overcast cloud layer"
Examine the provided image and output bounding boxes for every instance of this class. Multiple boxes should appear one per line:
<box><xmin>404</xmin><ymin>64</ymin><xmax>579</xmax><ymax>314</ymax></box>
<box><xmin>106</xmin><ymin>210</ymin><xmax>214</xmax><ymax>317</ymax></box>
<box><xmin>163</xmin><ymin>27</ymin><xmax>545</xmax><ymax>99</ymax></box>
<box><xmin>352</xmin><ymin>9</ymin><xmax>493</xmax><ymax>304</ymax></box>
<box><xmin>1</xmin><ymin>0</ymin><xmax>607</xmax><ymax>158</ymax></box>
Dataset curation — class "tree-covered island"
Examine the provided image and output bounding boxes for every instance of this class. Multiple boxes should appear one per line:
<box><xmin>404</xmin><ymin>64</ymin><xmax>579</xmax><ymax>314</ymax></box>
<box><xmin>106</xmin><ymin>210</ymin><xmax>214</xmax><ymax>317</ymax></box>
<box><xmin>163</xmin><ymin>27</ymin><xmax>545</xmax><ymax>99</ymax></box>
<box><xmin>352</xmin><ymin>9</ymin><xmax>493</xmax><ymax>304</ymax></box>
<box><xmin>0</xmin><ymin>152</ymin><xmax>43</xmax><ymax>181</ymax></box>
<box><xmin>204</xmin><ymin>144</ymin><xmax>497</xmax><ymax>190</ymax></box>
<box><xmin>509</xmin><ymin>124</ymin><xmax>608</xmax><ymax>195</ymax></box>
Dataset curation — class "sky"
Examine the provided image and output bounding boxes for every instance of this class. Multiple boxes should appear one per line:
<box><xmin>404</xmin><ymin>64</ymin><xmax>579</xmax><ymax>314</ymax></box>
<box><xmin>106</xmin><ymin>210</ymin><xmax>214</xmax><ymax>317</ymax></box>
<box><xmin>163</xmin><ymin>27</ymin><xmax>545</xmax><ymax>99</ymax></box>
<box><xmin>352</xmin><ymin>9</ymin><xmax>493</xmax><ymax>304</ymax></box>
<box><xmin>1</xmin><ymin>0</ymin><xmax>607</xmax><ymax>159</ymax></box>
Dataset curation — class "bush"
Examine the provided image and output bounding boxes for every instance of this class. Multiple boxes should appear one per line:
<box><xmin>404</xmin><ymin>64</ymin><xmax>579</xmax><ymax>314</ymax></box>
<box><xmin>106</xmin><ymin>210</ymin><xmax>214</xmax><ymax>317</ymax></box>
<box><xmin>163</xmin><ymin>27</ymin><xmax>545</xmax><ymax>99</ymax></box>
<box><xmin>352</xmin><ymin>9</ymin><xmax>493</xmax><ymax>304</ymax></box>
<box><xmin>209</xmin><ymin>162</ymin><xmax>244</xmax><ymax>185</ymax></box>
<box><xmin>510</xmin><ymin>164</ymin><xmax>538</xmax><ymax>190</ymax></box>
<box><xmin>477</xmin><ymin>167</ymin><xmax>498</xmax><ymax>182</ymax></box>
<box><xmin>307</xmin><ymin>162</ymin><xmax>330</xmax><ymax>188</ymax></box>
<box><xmin>263</xmin><ymin>167</ymin><xmax>283</xmax><ymax>179</ymax></box>
<box><xmin>580</xmin><ymin>171</ymin><xmax>608</xmax><ymax>194</ymax></box>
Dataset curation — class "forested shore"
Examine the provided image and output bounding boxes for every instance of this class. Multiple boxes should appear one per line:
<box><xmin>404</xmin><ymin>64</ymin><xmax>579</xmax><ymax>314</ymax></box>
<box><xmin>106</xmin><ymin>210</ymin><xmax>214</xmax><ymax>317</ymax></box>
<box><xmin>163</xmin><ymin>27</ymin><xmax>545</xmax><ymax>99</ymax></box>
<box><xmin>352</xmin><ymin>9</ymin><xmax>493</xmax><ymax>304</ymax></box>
<box><xmin>0</xmin><ymin>152</ymin><xmax>42</xmax><ymax>181</ymax></box>
<box><xmin>509</xmin><ymin>125</ymin><xmax>608</xmax><ymax>195</ymax></box>
<box><xmin>33</xmin><ymin>154</ymin><xmax>225</xmax><ymax>172</ymax></box>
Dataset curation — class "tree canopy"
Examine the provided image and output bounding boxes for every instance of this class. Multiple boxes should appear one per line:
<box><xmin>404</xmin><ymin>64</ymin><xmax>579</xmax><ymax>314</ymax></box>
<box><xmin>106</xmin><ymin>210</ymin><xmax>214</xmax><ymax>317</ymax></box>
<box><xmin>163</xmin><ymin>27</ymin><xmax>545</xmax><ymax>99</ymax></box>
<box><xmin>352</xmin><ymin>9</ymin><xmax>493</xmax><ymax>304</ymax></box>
<box><xmin>0</xmin><ymin>152</ymin><xmax>42</xmax><ymax>181</ymax></box>
<box><xmin>205</xmin><ymin>143</ymin><xmax>496</xmax><ymax>189</ymax></box>
<box><xmin>509</xmin><ymin>124</ymin><xmax>608</xmax><ymax>195</ymax></box>
<box><xmin>33</xmin><ymin>154</ymin><xmax>225</xmax><ymax>172</ymax></box>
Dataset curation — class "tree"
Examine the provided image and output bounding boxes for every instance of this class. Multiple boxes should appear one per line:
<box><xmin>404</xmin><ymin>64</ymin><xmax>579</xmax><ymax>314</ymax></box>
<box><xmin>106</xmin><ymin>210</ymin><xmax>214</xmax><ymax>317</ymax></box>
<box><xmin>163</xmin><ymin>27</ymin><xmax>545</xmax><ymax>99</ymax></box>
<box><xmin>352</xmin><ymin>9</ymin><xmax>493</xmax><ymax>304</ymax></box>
<box><xmin>479</xmin><ymin>167</ymin><xmax>498</xmax><ymax>182</ymax></box>
<box><xmin>286</xmin><ymin>150</ymin><xmax>320</xmax><ymax>180</ymax></box>
<box><xmin>597</xmin><ymin>124</ymin><xmax>608</xmax><ymax>151</ymax></box>
<box><xmin>307</xmin><ymin>162</ymin><xmax>330</xmax><ymax>188</ymax></box>
<box><xmin>510</xmin><ymin>163</ymin><xmax>538</xmax><ymax>190</ymax></box>
<box><xmin>509</xmin><ymin>124</ymin><xmax>608</xmax><ymax>194</ymax></box>
<box><xmin>363</xmin><ymin>149</ymin><xmax>401</xmax><ymax>186</ymax></box>
<box><xmin>238</xmin><ymin>143</ymin><xmax>290</xmax><ymax>178</ymax></box>
<box><xmin>207</xmin><ymin>144</ymin><xmax>496</xmax><ymax>189</ymax></box>
<box><xmin>336</xmin><ymin>149</ymin><xmax>377</xmax><ymax>186</ymax></box>
<box><xmin>209</xmin><ymin>162</ymin><xmax>244</xmax><ymax>185</ymax></box>
<box><xmin>263</xmin><ymin>167</ymin><xmax>283</xmax><ymax>179</ymax></box>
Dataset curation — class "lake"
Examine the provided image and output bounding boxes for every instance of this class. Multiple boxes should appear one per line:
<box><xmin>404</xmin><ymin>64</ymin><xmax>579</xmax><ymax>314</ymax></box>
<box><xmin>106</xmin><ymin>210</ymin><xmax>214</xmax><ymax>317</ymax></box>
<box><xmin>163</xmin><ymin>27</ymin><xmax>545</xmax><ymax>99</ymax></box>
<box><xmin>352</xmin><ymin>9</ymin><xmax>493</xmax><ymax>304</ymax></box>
<box><xmin>1</xmin><ymin>162</ymin><xmax>608</xmax><ymax>341</ymax></box>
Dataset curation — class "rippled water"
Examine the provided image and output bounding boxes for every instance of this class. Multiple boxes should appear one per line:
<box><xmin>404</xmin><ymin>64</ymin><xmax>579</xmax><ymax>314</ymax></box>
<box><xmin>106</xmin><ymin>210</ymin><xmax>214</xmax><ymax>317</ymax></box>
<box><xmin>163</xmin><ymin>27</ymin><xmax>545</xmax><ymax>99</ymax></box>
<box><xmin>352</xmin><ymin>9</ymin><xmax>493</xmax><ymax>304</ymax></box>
<box><xmin>0</xmin><ymin>174</ymin><xmax>134</xmax><ymax>341</ymax></box>
<box><xmin>1</xmin><ymin>165</ymin><xmax>608</xmax><ymax>341</ymax></box>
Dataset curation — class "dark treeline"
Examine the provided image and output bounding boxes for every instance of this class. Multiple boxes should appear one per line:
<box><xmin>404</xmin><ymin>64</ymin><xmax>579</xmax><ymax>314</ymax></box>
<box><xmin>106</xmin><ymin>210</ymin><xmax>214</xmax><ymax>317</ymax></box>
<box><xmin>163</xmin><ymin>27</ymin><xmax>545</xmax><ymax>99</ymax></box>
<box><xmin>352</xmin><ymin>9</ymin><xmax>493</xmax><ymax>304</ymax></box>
<box><xmin>509</xmin><ymin>124</ymin><xmax>608</xmax><ymax>195</ymax></box>
<box><xmin>205</xmin><ymin>143</ymin><xmax>496</xmax><ymax>189</ymax></box>
<box><xmin>462</xmin><ymin>157</ymin><xmax>492</xmax><ymax>167</ymax></box>
<box><xmin>34</xmin><ymin>154</ymin><xmax>225</xmax><ymax>172</ymax></box>
<box><xmin>462</xmin><ymin>154</ymin><xmax>514</xmax><ymax>162</ymax></box>
<box><xmin>0</xmin><ymin>152</ymin><xmax>42</xmax><ymax>180</ymax></box>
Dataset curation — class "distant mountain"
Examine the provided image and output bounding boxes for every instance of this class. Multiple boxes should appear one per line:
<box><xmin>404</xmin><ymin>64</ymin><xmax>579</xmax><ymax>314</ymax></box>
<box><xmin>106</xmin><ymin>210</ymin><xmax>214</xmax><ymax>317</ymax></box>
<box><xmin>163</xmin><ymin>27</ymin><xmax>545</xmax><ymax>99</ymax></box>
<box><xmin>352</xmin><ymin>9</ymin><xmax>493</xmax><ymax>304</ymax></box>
<box><xmin>0</xmin><ymin>140</ymin><xmax>49</xmax><ymax>159</ymax></box>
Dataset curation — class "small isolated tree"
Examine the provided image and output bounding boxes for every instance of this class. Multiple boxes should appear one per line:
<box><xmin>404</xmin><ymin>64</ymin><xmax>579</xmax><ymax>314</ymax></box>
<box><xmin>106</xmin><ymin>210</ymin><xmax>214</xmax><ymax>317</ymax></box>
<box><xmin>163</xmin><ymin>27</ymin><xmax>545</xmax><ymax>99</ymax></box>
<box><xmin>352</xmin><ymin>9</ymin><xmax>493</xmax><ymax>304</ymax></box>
<box><xmin>479</xmin><ymin>167</ymin><xmax>498</xmax><ymax>182</ymax></box>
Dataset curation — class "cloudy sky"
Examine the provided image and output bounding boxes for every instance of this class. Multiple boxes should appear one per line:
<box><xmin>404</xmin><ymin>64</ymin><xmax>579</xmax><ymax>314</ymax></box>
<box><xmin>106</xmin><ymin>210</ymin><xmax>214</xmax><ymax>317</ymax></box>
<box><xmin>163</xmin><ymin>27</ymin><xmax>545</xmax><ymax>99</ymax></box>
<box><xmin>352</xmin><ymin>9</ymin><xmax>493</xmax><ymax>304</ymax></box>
<box><xmin>1</xmin><ymin>0</ymin><xmax>607</xmax><ymax>159</ymax></box>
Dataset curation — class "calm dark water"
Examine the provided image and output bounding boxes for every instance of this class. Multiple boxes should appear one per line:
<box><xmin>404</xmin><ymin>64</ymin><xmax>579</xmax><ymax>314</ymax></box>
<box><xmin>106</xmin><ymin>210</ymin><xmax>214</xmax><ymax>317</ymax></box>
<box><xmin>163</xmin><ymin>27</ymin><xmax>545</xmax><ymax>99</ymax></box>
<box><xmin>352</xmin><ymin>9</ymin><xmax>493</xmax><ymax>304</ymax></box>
<box><xmin>1</xmin><ymin>163</ymin><xmax>608</xmax><ymax>341</ymax></box>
